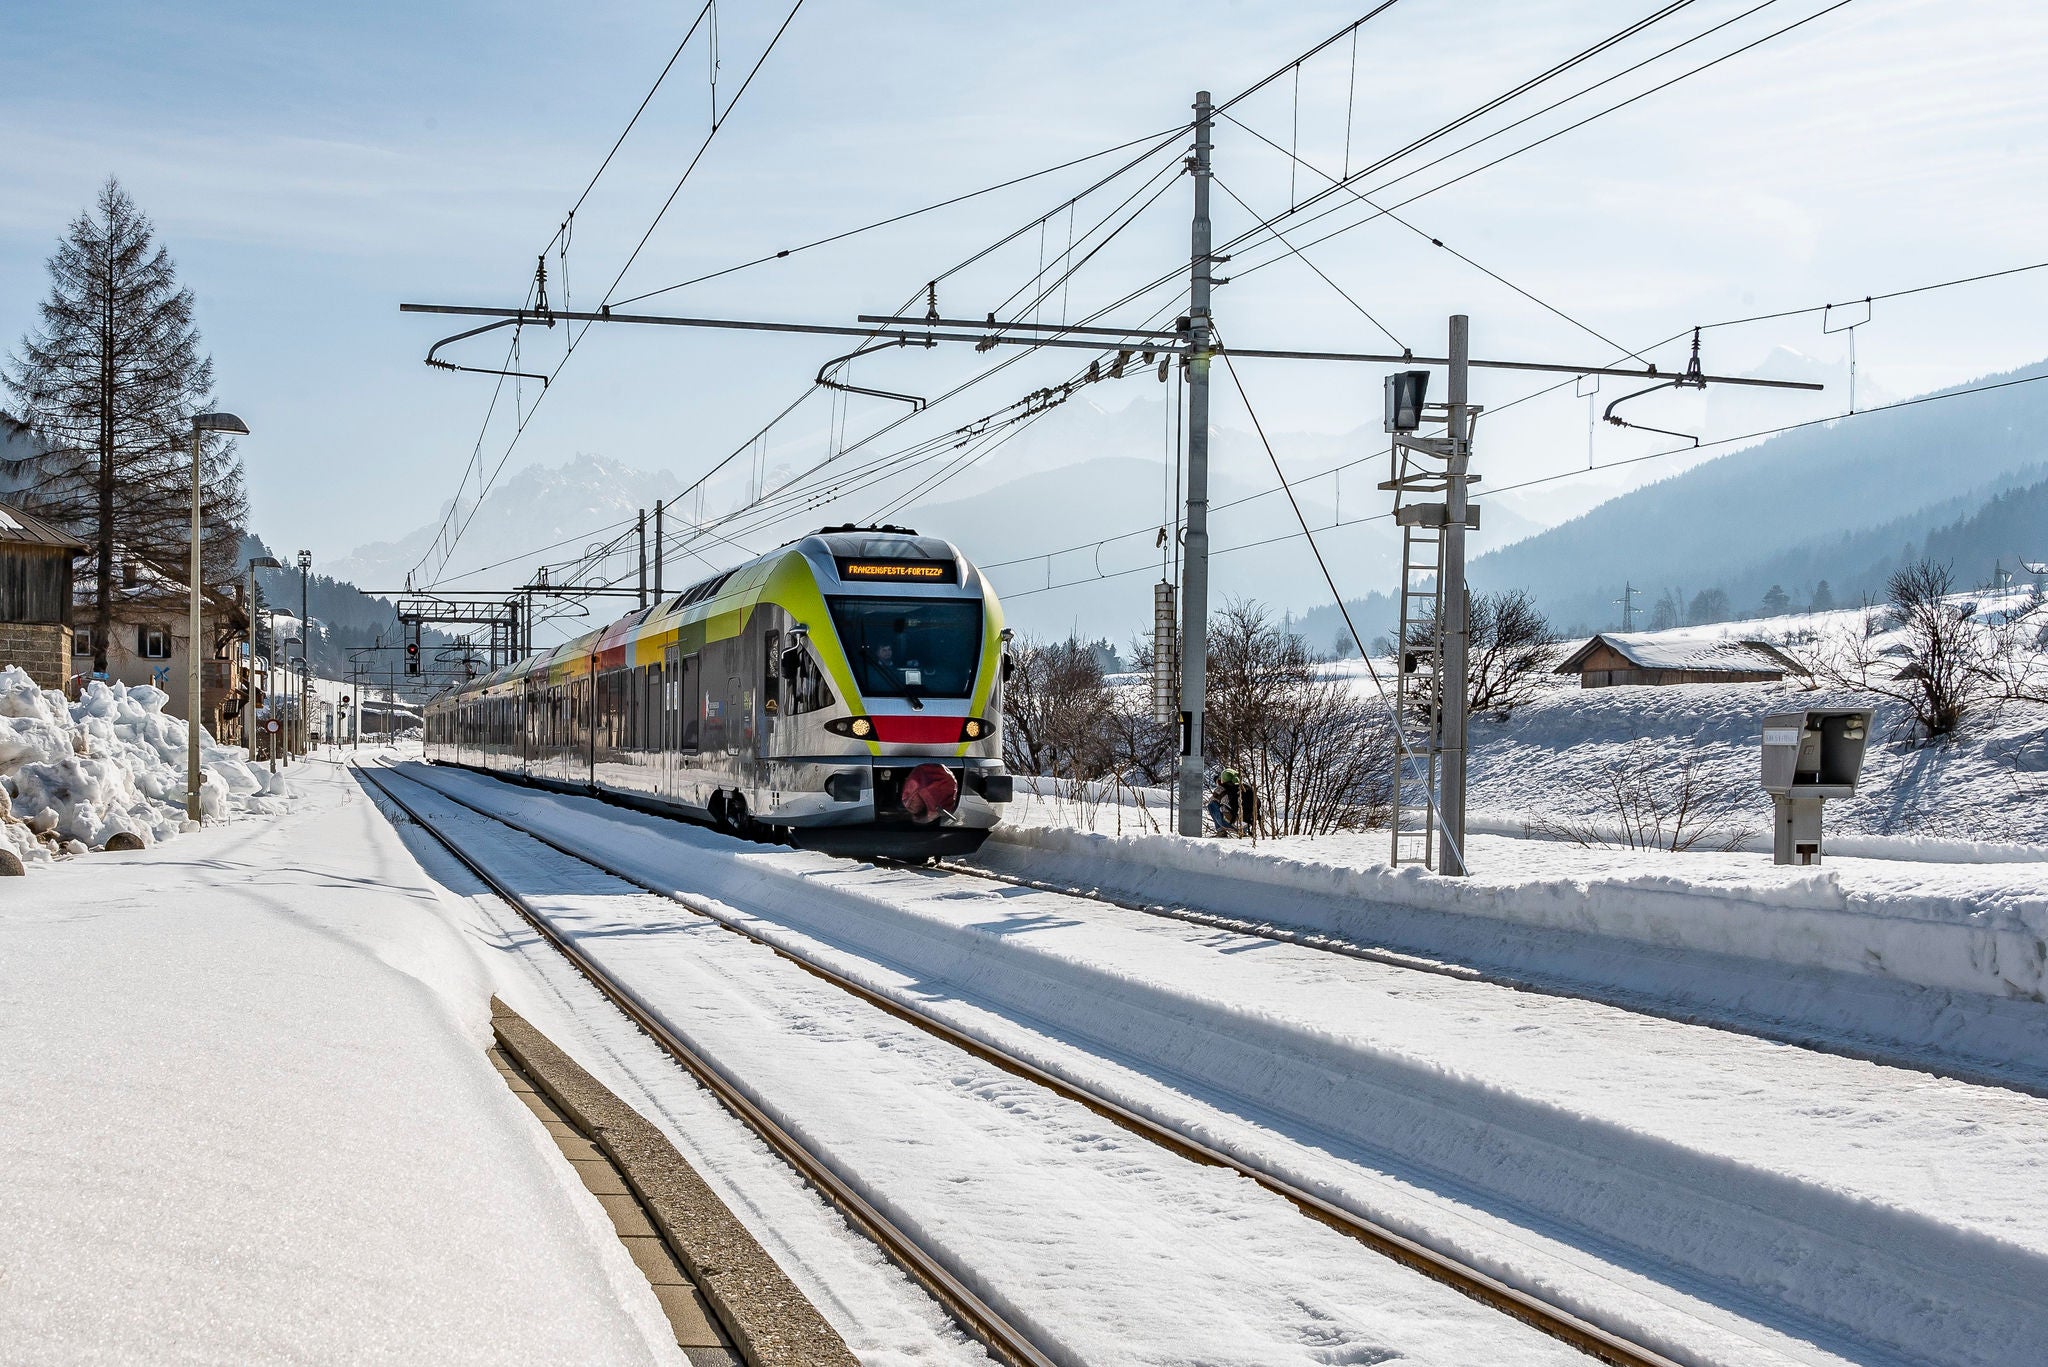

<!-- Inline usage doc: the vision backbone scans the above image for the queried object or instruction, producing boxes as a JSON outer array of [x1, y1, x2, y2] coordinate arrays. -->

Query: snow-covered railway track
[[352, 760, 1060, 1367], [356, 758, 1679, 1367]]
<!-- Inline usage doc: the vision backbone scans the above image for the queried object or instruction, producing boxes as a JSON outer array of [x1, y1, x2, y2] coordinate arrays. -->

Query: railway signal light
[[405, 640, 420, 675]]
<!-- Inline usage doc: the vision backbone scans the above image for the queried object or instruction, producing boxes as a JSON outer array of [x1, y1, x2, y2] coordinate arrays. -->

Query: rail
[[350, 759, 1058, 1367], [355, 757, 1686, 1367]]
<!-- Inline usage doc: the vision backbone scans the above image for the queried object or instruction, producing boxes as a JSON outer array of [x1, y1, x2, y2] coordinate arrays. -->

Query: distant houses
[[0, 499, 84, 691], [1555, 632, 1806, 689]]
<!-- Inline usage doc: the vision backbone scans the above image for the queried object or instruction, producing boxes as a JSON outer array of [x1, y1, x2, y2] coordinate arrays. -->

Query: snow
[[401, 760, 2048, 1367], [1562, 629, 1801, 673], [378, 762, 1590, 1367], [0, 755, 683, 1364], [0, 665, 287, 864], [992, 793, 2048, 1086]]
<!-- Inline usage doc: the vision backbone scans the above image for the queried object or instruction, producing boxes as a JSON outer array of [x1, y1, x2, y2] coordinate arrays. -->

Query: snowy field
[[0, 665, 288, 866], [1385, 594, 2046, 849], [392, 761, 2048, 1367]]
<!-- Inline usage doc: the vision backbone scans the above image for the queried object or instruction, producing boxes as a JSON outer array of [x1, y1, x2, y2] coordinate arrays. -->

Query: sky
[[3, 0, 2046, 624]]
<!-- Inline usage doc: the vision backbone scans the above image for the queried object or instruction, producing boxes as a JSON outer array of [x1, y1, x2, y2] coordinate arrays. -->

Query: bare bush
[[1102, 687, 1179, 786], [1404, 589, 1559, 719], [1985, 589, 2048, 708], [1002, 635, 1115, 778], [1815, 560, 1989, 740], [1534, 737, 1754, 852], [1206, 600, 1391, 836]]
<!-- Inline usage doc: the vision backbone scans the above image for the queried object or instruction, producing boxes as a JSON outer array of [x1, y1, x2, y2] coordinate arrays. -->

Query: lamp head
[[296, 550, 312, 572], [192, 411, 250, 436], [250, 555, 282, 570]]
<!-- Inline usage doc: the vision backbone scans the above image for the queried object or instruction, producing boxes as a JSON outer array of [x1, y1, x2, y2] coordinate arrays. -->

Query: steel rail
[[350, 760, 1061, 1367], [361, 758, 1685, 1367]]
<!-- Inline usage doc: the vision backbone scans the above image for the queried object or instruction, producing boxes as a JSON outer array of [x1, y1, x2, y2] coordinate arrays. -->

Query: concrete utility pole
[[1175, 89, 1215, 838], [654, 498, 665, 601], [1438, 316, 1472, 876], [637, 509, 648, 610]]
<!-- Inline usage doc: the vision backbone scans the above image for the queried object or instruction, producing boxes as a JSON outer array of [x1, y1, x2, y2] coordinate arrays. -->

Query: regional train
[[423, 526, 1015, 857]]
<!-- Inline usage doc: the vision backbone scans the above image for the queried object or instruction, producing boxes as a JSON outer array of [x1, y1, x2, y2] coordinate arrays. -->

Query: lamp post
[[245, 555, 281, 754], [296, 549, 312, 757], [188, 411, 249, 823]]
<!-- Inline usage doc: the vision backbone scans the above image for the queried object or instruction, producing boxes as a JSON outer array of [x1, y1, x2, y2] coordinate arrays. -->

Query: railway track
[[356, 757, 1686, 1367]]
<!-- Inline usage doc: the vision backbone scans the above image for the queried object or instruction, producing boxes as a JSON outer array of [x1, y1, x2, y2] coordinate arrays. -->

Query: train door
[[662, 645, 681, 799], [755, 627, 781, 808]]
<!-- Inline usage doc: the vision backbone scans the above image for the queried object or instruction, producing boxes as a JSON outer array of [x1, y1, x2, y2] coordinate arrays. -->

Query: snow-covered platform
[[0, 757, 862, 1365], [991, 788, 2048, 1091]]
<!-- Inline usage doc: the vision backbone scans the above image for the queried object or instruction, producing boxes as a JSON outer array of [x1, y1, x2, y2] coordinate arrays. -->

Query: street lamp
[[296, 549, 312, 757], [245, 554, 281, 755], [189, 411, 249, 823]]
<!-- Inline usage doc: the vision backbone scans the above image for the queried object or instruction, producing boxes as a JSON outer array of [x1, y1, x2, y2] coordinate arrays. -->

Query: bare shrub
[[1985, 589, 2048, 708], [1815, 560, 1989, 740], [1002, 635, 1114, 778], [1206, 600, 1391, 836], [1102, 686, 1179, 786], [1405, 589, 1559, 719], [1533, 736, 1754, 852]]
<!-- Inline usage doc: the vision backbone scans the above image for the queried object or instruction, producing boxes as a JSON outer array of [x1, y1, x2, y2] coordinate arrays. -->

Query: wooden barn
[[0, 499, 83, 691], [1555, 632, 1806, 689]]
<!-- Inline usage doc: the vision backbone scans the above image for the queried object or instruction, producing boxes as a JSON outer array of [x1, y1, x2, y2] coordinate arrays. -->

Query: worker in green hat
[[1207, 766, 1254, 837]]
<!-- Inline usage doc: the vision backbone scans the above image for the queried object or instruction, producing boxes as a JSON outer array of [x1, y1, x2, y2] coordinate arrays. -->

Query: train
[[423, 525, 1016, 857]]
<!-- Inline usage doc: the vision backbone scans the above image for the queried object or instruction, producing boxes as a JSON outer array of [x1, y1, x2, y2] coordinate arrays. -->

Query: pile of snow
[[0, 666, 288, 864]]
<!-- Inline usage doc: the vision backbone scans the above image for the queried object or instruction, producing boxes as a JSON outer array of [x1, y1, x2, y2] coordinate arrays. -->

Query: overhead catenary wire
[[1218, 346, 1465, 872], [1218, 115, 1645, 362], [1065, 0, 1836, 341], [408, 4, 718, 585], [1221, 0, 1858, 288], [417, 4, 1426, 605], [410, 0, 808, 590], [996, 368, 2048, 602], [425, 0, 1768, 613]]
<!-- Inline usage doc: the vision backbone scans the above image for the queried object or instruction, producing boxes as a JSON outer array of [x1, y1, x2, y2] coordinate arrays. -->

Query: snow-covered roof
[[0, 499, 84, 551], [1556, 631, 1806, 676]]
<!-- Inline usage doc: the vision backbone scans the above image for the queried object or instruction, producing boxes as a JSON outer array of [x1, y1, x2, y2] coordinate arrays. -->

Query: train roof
[[431, 525, 990, 708]]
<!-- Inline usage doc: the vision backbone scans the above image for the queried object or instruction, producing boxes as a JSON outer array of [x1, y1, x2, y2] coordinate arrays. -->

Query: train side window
[[781, 636, 836, 716]]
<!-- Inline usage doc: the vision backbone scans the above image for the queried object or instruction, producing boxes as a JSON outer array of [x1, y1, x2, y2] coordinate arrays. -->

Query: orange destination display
[[834, 557, 958, 584]]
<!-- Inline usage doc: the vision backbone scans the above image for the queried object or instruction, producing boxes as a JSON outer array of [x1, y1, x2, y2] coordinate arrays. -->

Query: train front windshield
[[827, 596, 982, 700]]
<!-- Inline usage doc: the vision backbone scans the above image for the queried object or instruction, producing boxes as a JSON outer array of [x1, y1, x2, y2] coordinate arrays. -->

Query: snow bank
[[0, 665, 286, 864], [990, 820, 2048, 1005]]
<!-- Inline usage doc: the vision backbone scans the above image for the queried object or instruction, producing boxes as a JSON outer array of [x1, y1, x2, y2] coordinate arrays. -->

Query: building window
[[139, 626, 172, 660], [74, 627, 95, 656]]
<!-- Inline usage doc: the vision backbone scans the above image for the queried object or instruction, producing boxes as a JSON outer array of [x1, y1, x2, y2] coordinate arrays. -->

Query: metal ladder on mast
[[1380, 403, 1470, 868], [1391, 519, 1443, 867]]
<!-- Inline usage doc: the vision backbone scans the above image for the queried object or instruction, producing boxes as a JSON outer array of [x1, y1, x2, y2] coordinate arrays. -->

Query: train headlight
[[826, 716, 876, 739], [960, 718, 991, 740]]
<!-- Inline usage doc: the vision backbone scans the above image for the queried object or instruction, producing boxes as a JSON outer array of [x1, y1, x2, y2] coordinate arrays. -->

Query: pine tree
[[1761, 584, 1791, 615], [1810, 580, 1836, 612], [4, 178, 246, 674]]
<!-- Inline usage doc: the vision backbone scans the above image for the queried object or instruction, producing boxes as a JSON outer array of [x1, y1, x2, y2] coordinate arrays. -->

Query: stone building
[[68, 549, 255, 737], [0, 499, 84, 691]]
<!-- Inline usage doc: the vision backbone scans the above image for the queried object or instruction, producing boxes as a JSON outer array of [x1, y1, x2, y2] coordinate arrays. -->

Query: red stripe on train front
[[869, 714, 964, 745]]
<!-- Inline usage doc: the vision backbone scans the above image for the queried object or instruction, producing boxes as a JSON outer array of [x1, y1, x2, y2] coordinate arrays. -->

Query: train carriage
[[424, 526, 1015, 856]]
